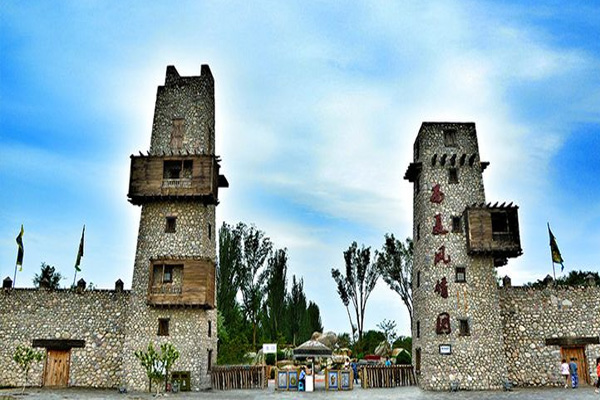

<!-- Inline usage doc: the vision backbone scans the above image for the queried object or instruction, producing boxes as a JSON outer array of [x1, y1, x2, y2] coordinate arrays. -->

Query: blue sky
[[1, 1, 599, 337]]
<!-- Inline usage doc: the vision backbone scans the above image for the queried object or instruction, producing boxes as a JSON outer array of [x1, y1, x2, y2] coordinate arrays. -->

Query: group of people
[[560, 357, 600, 393]]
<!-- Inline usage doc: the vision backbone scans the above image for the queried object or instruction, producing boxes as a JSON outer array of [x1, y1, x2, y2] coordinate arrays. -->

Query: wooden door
[[43, 349, 70, 387], [561, 346, 590, 385]]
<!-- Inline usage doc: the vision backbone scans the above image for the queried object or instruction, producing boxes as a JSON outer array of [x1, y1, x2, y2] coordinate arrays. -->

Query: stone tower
[[404, 123, 521, 390], [123, 65, 228, 391]]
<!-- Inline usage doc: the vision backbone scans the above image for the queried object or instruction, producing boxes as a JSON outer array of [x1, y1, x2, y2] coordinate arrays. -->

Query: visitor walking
[[351, 358, 359, 384], [569, 357, 579, 388], [560, 358, 570, 388]]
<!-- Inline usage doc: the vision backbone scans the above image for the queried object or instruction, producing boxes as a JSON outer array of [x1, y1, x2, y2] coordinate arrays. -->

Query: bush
[[396, 351, 411, 365]]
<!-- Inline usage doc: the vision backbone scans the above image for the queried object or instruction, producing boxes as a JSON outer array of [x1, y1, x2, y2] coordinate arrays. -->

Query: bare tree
[[331, 242, 380, 341], [377, 235, 413, 326]]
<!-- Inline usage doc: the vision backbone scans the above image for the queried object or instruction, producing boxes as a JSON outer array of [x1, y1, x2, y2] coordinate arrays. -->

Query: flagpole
[[13, 262, 18, 288], [72, 269, 78, 288]]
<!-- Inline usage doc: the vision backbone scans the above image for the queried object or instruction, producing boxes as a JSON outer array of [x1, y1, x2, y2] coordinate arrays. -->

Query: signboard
[[439, 344, 452, 355], [263, 343, 277, 354]]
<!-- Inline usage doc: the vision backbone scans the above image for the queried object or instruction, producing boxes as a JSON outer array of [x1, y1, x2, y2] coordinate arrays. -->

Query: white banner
[[263, 343, 277, 354]]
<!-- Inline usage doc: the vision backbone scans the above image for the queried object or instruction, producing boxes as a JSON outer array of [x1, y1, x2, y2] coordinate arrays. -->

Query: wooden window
[[443, 129, 457, 147], [459, 319, 470, 336], [170, 118, 184, 149], [208, 320, 212, 337], [455, 267, 466, 283], [448, 168, 458, 184], [158, 318, 170, 336], [452, 216, 462, 233], [163, 265, 174, 283], [416, 271, 421, 288], [416, 321, 420, 338], [207, 349, 213, 373], [165, 217, 177, 233], [163, 160, 193, 180]]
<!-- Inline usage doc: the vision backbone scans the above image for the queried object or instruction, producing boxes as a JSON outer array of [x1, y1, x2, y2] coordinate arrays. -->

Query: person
[[299, 366, 306, 391], [385, 356, 392, 367], [569, 357, 578, 388], [595, 357, 600, 394], [351, 358, 359, 384], [560, 358, 570, 388]]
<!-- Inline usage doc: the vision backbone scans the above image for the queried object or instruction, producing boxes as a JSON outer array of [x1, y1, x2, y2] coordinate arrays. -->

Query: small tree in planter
[[134, 343, 164, 395], [160, 342, 180, 392], [135, 342, 180, 395], [13, 345, 44, 394]]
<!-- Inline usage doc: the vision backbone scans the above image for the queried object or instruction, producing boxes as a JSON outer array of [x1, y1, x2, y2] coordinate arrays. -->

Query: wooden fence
[[210, 365, 268, 390], [361, 365, 417, 388]]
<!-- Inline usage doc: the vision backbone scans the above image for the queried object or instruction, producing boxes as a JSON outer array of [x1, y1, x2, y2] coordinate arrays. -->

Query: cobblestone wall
[[0, 288, 129, 388], [410, 123, 508, 390], [499, 284, 600, 386], [121, 200, 217, 391]]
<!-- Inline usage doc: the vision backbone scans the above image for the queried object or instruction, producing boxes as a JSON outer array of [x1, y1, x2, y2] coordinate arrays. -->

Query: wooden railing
[[162, 178, 192, 188], [361, 365, 417, 388], [210, 365, 268, 390]]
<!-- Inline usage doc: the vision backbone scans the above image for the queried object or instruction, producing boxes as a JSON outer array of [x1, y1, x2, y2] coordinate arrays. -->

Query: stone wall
[[0, 288, 129, 388], [500, 284, 600, 386]]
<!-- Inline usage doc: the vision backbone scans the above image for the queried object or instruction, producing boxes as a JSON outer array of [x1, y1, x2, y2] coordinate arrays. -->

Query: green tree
[[377, 235, 414, 326], [287, 275, 307, 345], [13, 345, 44, 394], [33, 262, 63, 289], [356, 330, 386, 355], [160, 343, 180, 392], [337, 332, 352, 349], [306, 301, 324, 336], [217, 222, 244, 329], [239, 224, 272, 350], [263, 248, 288, 341], [331, 242, 380, 341], [134, 343, 165, 395], [392, 335, 412, 352]]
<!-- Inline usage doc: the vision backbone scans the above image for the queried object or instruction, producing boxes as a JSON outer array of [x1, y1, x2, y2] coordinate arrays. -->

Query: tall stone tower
[[123, 65, 228, 391], [404, 123, 521, 390]]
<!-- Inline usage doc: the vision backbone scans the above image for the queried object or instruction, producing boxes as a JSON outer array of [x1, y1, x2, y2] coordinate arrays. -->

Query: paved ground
[[1, 385, 598, 400]]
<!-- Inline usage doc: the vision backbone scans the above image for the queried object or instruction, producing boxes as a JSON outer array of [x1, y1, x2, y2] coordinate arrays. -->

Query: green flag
[[547, 223, 564, 272], [16, 225, 24, 271], [75, 225, 85, 272]]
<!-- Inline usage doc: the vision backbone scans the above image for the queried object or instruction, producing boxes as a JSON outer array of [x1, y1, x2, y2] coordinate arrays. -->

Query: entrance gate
[[43, 349, 71, 387], [561, 346, 591, 385], [32, 339, 85, 388]]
